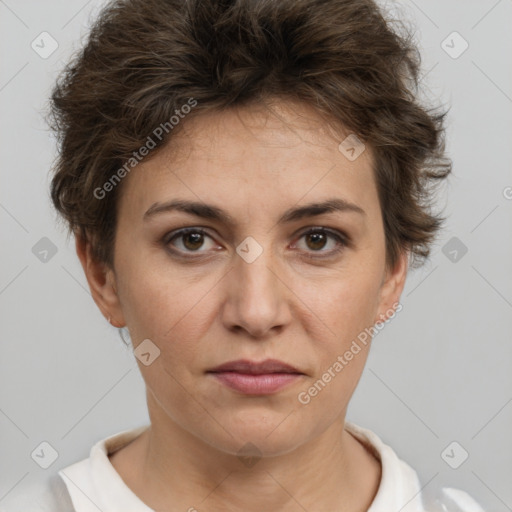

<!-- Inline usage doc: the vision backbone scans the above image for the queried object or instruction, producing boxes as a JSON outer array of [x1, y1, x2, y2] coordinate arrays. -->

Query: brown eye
[[165, 228, 218, 254], [182, 232, 205, 251], [305, 232, 329, 251], [294, 228, 348, 258]]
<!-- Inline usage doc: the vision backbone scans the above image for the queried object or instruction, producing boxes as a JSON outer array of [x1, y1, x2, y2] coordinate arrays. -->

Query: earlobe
[[374, 250, 409, 324], [75, 235, 126, 327]]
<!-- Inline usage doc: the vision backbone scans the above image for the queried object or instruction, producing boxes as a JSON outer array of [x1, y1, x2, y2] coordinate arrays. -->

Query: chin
[[203, 415, 307, 457]]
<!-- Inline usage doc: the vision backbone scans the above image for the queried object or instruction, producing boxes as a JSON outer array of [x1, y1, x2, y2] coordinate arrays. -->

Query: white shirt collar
[[59, 425, 152, 512], [57, 421, 429, 512]]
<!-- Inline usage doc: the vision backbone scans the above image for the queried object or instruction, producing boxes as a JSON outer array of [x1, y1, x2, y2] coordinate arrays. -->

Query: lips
[[207, 358, 303, 375], [207, 359, 305, 394]]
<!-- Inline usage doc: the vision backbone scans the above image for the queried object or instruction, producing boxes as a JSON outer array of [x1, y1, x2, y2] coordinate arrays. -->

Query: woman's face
[[93, 101, 407, 456]]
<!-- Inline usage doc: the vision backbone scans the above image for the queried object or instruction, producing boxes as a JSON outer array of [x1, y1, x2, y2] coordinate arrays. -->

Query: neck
[[110, 395, 381, 512]]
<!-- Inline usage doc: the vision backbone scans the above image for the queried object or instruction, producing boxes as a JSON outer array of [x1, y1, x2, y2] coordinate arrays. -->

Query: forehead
[[118, 101, 379, 221], [160, 101, 371, 170]]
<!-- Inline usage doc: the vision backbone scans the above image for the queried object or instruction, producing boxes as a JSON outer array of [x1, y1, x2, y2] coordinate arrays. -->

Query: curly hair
[[48, 0, 452, 271]]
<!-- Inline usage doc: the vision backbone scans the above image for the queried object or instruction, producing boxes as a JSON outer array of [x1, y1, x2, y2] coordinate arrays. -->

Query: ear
[[75, 235, 126, 328], [373, 249, 409, 324]]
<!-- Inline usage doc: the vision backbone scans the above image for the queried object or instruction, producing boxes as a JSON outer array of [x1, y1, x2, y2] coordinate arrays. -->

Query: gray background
[[1, 0, 511, 510]]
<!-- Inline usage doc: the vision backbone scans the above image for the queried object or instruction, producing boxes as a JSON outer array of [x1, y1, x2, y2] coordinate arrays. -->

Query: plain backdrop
[[1, 1, 511, 510]]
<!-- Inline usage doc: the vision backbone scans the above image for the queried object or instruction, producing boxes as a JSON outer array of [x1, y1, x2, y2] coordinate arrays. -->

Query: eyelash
[[162, 227, 349, 260]]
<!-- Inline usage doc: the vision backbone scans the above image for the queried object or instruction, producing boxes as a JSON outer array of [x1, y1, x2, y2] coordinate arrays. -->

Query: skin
[[77, 100, 409, 512]]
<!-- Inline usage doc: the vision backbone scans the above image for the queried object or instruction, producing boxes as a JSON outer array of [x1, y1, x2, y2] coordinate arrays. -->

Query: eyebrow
[[143, 197, 366, 225]]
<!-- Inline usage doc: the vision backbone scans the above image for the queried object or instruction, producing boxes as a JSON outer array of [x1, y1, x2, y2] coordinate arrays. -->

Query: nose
[[220, 244, 293, 339]]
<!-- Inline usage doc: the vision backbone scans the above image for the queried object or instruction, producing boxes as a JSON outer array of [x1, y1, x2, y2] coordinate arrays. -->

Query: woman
[[3, 0, 485, 510]]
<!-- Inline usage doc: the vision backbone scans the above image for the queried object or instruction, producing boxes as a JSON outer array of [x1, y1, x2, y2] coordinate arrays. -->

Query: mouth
[[206, 359, 304, 394], [207, 358, 303, 375]]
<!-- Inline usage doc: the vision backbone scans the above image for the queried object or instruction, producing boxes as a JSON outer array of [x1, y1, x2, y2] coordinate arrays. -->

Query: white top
[[1, 422, 484, 512]]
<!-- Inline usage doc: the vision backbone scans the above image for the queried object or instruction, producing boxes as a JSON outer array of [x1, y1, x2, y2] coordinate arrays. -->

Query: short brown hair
[[48, 0, 451, 271]]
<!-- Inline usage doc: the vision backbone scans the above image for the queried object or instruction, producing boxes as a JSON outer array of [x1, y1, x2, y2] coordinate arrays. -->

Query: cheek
[[116, 252, 214, 340], [119, 268, 213, 398], [301, 264, 383, 344], [293, 272, 381, 419]]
